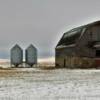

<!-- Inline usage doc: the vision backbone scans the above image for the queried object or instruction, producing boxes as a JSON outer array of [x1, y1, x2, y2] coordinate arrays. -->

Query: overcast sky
[[0, 0, 100, 59]]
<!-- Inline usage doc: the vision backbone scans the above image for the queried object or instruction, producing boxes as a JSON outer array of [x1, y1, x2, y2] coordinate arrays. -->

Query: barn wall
[[76, 28, 96, 57], [76, 25, 100, 57], [55, 47, 76, 68], [55, 48, 96, 68], [91, 25, 100, 41]]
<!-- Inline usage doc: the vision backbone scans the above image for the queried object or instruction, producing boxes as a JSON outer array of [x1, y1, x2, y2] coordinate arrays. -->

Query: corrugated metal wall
[[25, 44, 37, 67], [11, 44, 23, 67]]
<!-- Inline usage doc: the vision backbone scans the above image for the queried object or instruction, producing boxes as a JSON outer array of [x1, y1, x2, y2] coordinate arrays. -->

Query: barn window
[[96, 50, 100, 57]]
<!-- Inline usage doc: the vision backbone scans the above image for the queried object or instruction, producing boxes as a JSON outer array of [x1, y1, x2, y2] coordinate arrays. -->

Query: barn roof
[[56, 20, 100, 48]]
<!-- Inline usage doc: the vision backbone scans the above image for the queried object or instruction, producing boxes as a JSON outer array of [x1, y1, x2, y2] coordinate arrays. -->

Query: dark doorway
[[64, 58, 66, 67], [96, 50, 100, 57]]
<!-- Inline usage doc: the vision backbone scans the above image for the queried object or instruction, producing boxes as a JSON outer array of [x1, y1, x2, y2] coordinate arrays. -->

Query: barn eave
[[56, 44, 76, 49]]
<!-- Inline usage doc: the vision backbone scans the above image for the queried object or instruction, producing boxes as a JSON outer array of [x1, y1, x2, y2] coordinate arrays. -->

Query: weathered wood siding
[[76, 25, 100, 57], [55, 47, 76, 67], [76, 28, 95, 57], [92, 25, 100, 41]]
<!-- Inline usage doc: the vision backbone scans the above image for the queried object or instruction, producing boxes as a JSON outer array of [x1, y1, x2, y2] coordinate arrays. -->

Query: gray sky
[[0, 0, 100, 59]]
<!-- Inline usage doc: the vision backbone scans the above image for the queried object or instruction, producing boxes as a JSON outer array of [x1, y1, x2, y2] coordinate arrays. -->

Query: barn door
[[96, 50, 100, 57], [96, 50, 100, 66], [64, 58, 66, 67]]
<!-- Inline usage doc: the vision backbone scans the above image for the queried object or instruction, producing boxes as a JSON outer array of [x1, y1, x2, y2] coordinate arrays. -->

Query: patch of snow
[[0, 69, 100, 100]]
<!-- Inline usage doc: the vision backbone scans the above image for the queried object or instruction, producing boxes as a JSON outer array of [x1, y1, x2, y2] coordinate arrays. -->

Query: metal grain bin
[[25, 44, 37, 67], [10, 44, 23, 67]]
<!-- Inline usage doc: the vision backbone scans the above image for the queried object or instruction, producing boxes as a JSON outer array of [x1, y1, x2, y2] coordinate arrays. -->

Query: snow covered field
[[0, 68, 100, 100]]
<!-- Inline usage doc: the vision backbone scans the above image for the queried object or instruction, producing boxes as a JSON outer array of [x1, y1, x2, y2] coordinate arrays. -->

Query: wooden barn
[[55, 21, 100, 68]]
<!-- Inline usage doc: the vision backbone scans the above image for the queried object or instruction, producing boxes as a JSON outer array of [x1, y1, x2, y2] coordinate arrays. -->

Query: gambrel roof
[[56, 21, 100, 48]]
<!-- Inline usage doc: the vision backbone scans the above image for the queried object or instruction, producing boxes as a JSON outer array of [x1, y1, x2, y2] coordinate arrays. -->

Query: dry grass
[[38, 66, 55, 70], [0, 66, 56, 77], [0, 67, 30, 77]]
